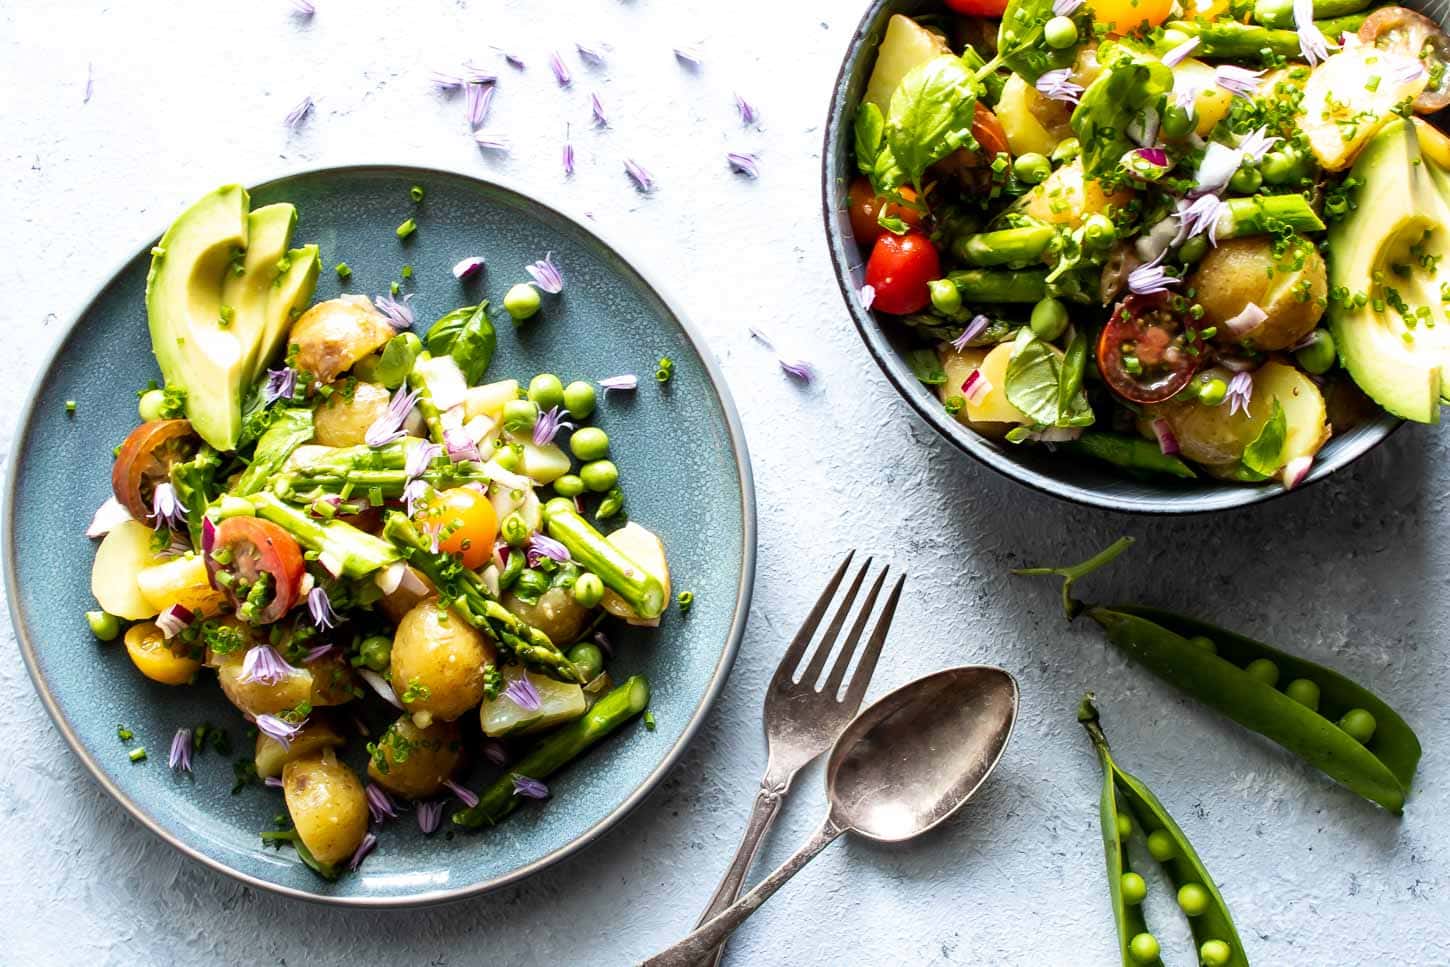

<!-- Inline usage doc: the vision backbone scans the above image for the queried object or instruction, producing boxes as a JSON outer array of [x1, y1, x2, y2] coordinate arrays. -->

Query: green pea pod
[[1081, 697, 1248, 967], [1099, 606, 1420, 813]]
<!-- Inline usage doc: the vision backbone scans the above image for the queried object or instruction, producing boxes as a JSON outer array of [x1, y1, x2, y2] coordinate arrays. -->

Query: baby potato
[[1190, 236, 1326, 351], [936, 344, 1018, 438], [963, 342, 1033, 426], [863, 14, 949, 111], [282, 751, 369, 867], [287, 295, 395, 384], [379, 565, 435, 624], [1020, 161, 1132, 229], [255, 717, 345, 778], [996, 74, 1073, 158], [391, 599, 496, 722], [503, 586, 592, 645], [124, 621, 203, 685], [215, 647, 314, 717], [136, 553, 227, 617], [1148, 366, 1271, 465], [1172, 60, 1234, 138], [1255, 359, 1330, 471], [308, 653, 360, 707], [313, 381, 391, 447], [91, 519, 166, 621], [366, 715, 463, 799]]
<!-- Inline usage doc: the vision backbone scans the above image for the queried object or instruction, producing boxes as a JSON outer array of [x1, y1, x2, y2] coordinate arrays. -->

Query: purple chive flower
[[240, 645, 294, 686], [727, 152, 760, 178], [549, 50, 572, 86], [417, 800, 445, 834], [466, 81, 495, 129], [366, 784, 399, 824], [453, 256, 486, 280], [1386, 57, 1426, 84], [348, 832, 377, 871], [527, 534, 571, 567], [430, 70, 465, 90], [1176, 194, 1226, 246], [149, 482, 186, 530], [405, 440, 443, 481], [674, 47, 702, 67], [1162, 36, 1200, 68], [512, 775, 550, 800], [734, 92, 757, 125], [599, 374, 638, 392], [1035, 69, 1083, 104], [256, 714, 305, 749], [624, 158, 655, 193], [577, 43, 606, 66], [444, 779, 480, 808], [590, 92, 607, 127], [1215, 65, 1264, 99], [307, 586, 337, 630], [365, 387, 422, 448], [264, 776, 284, 788], [1127, 254, 1180, 295], [951, 315, 991, 352], [284, 96, 314, 129], [84, 62, 93, 104], [443, 427, 482, 463], [303, 643, 336, 664], [1226, 371, 1254, 415], [749, 327, 814, 382], [533, 406, 574, 446], [1294, 0, 1330, 64], [504, 675, 543, 711], [1052, 0, 1084, 13], [290, 0, 316, 14], [526, 253, 564, 294], [481, 739, 509, 767], [1193, 141, 1241, 197], [1173, 81, 1202, 113], [264, 366, 297, 404], [402, 478, 428, 516], [859, 284, 876, 310], [1237, 127, 1280, 163], [374, 292, 415, 329], [169, 728, 193, 773], [473, 133, 511, 152]]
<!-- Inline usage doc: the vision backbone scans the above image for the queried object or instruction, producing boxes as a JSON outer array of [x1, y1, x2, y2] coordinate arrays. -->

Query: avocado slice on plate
[[1328, 119, 1450, 424], [221, 203, 302, 383]]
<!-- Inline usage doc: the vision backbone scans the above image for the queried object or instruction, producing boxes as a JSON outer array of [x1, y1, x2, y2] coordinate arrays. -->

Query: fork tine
[[797, 558, 872, 687], [769, 550, 855, 690], [822, 566, 889, 697], [841, 572, 905, 710]]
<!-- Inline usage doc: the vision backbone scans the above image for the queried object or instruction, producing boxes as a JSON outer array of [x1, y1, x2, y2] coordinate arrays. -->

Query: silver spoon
[[641, 665, 1019, 967]]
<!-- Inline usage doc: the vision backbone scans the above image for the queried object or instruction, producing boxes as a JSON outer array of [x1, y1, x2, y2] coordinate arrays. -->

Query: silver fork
[[691, 551, 905, 966]]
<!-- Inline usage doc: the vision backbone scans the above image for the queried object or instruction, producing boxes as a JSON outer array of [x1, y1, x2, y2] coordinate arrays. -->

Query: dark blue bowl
[[820, 0, 1400, 513]]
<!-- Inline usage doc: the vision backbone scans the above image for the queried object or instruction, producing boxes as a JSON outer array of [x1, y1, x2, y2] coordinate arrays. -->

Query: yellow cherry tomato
[[416, 487, 498, 570], [124, 621, 202, 686], [1088, 0, 1173, 33]]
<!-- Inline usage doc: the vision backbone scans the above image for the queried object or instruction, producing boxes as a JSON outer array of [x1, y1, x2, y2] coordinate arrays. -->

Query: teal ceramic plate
[[5, 166, 755, 906]]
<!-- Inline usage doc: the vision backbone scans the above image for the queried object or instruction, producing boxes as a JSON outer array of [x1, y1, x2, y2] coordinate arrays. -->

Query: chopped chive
[[335, 262, 352, 280], [677, 590, 694, 612], [401, 264, 413, 279], [390, 281, 401, 295], [218, 304, 234, 328], [396, 217, 417, 240], [643, 711, 657, 731], [65, 400, 77, 414], [655, 357, 675, 383], [129, 747, 147, 763], [117, 725, 133, 742], [410, 184, 425, 202]]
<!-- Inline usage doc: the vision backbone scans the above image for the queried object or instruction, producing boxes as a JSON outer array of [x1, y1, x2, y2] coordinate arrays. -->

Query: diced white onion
[[86, 497, 133, 538]]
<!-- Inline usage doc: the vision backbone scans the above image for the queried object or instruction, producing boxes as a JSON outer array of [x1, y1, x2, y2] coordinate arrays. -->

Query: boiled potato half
[[255, 718, 345, 779], [92, 519, 166, 621], [503, 585, 592, 646], [1189, 236, 1326, 351], [366, 715, 463, 799], [136, 553, 227, 616], [215, 647, 314, 717], [287, 295, 395, 384], [996, 74, 1073, 158], [282, 752, 369, 867], [480, 665, 586, 738], [391, 599, 496, 722], [313, 381, 391, 447], [863, 15, 948, 111], [936, 343, 1022, 436]]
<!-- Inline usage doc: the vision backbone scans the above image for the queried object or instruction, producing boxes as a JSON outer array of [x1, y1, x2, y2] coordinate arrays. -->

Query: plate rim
[[3, 162, 758, 908]]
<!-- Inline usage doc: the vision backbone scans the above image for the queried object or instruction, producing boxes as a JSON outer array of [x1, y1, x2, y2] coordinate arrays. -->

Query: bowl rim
[[3, 162, 758, 907], [819, 0, 1402, 515]]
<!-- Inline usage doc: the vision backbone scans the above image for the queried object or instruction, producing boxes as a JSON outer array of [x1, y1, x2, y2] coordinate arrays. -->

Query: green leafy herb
[[905, 348, 947, 386], [1241, 399, 1287, 477], [426, 303, 497, 384], [1070, 49, 1174, 177], [1004, 331, 1094, 428], [997, 0, 1078, 81], [885, 56, 980, 191], [232, 408, 313, 497]]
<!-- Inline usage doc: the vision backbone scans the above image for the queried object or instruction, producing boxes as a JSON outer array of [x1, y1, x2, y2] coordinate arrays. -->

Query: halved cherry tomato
[[1360, 7, 1450, 113], [1097, 293, 1205, 405], [207, 517, 306, 624], [865, 230, 941, 315], [847, 179, 924, 247], [416, 487, 498, 570], [111, 420, 197, 519], [971, 103, 1011, 159], [946, 0, 1010, 15]]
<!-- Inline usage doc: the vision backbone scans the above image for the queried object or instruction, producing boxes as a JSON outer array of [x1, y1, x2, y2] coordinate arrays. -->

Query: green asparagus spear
[[233, 408, 313, 496], [1252, 0, 1369, 29], [452, 676, 651, 829], [1064, 433, 1197, 479], [406, 352, 454, 444], [543, 504, 666, 620], [901, 313, 1018, 347], [951, 225, 1057, 267], [247, 492, 401, 577], [946, 269, 1050, 303], [1217, 194, 1325, 239], [1165, 15, 1368, 59]]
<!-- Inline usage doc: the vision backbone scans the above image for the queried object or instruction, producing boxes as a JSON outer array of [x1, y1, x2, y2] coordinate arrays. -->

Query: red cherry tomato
[[865, 231, 941, 315], [415, 486, 499, 570], [847, 179, 924, 248], [1097, 293, 1205, 404], [945, 0, 1011, 15], [207, 517, 306, 624], [111, 420, 198, 520]]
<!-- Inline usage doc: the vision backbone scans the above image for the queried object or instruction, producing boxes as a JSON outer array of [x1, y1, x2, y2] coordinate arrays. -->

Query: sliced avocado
[[145, 185, 250, 448], [1327, 119, 1450, 424], [221, 203, 299, 382], [261, 243, 321, 374]]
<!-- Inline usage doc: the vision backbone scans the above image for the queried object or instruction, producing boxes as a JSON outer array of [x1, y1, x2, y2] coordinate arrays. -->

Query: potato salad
[[86, 184, 664, 878], [852, 1, 1450, 485]]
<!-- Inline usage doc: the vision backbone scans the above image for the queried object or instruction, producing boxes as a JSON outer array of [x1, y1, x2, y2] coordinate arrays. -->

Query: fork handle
[[690, 776, 790, 965]]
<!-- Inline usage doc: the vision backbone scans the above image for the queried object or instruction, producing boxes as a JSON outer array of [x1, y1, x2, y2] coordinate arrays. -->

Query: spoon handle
[[640, 816, 844, 967]]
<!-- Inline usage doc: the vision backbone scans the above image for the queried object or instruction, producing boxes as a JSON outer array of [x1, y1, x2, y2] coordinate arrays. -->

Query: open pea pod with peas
[[1080, 697, 1246, 967], [1018, 538, 1422, 813]]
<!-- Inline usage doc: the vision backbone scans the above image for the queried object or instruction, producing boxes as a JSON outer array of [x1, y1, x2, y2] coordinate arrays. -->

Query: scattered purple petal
[[1295, 0, 1330, 64], [473, 133, 511, 152], [149, 482, 186, 531], [624, 158, 655, 193], [749, 326, 815, 383], [590, 92, 608, 127], [674, 47, 703, 67], [859, 284, 876, 310], [1035, 69, 1083, 104], [430, 70, 465, 91], [303, 643, 336, 664], [264, 366, 297, 404], [417, 800, 445, 833], [563, 134, 575, 177], [951, 315, 991, 352], [1162, 37, 1200, 68], [466, 81, 495, 129], [84, 62, 93, 103], [374, 292, 415, 330], [452, 256, 486, 280], [348, 832, 378, 871], [169, 728, 193, 773], [481, 739, 509, 767], [1052, 0, 1084, 13], [501, 50, 526, 69], [1175, 194, 1226, 246], [532, 406, 574, 446], [284, 96, 314, 129], [526, 253, 564, 294], [527, 534, 571, 567], [512, 775, 551, 800], [365, 387, 421, 448], [290, 0, 315, 14], [549, 50, 572, 87], [444, 779, 480, 808], [1283, 455, 1313, 489], [599, 374, 638, 392], [306, 586, 337, 630], [726, 152, 760, 178], [463, 62, 497, 84], [358, 668, 404, 709], [240, 645, 294, 686], [503, 675, 543, 712], [264, 776, 284, 788], [1214, 65, 1264, 99], [1226, 370, 1255, 415], [1127, 253, 1179, 295], [734, 92, 757, 125], [576, 43, 606, 66], [256, 714, 305, 749], [366, 784, 399, 824]]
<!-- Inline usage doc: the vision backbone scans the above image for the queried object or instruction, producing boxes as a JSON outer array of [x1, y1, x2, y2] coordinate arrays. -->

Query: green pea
[[1050, 137, 1081, 165], [86, 610, 121, 642], [137, 389, 167, 422], [1043, 14, 1079, 48], [528, 373, 566, 411], [358, 635, 392, 673], [570, 426, 610, 461], [543, 496, 575, 520], [1116, 814, 1133, 839], [572, 573, 605, 610], [1013, 152, 1052, 185], [1120, 872, 1147, 905], [1245, 658, 1281, 688], [1147, 829, 1177, 862], [1285, 678, 1321, 711], [1128, 932, 1160, 964], [494, 444, 523, 472], [567, 640, 605, 679], [563, 380, 597, 419], [1161, 104, 1194, 139], [1200, 939, 1233, 966], [1260, 149, 1305, 185], [1339, 708, 1377, 744], [502, 399, 539, 433], [1179, 235, 1209, 265], [1197, 378, 1227, 407], [1294, 329, 1336, 376], [501, 512, 530, 547], [1030, 297, 1070, 342], [1177, 882, 1210, 917], [554, 474, 585, 498], [504, 283, 541, 321], [1082, 214, 1116, 249], [514, 568, 549, 598], [1229, 165, 1262, 194], [580, 459, 619, 492], [1187, 634, 1217, 654], [929, 278, 962, 315]]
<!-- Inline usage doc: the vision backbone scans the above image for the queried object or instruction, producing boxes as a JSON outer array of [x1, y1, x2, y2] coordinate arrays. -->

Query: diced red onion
[[503, 675, 542, 712], [375, 560, 407, 595], [1223, 301, 1267, 337], [1152, 418, 1180, 456], [155, 604, 195, 639], [87, 496, 134, 538], [452, 256, 485, 280], [359, 669, 404, 709], [1283, 455, 1314, 489], [961, 369, 992, 405], [444, 779, 480, 808]]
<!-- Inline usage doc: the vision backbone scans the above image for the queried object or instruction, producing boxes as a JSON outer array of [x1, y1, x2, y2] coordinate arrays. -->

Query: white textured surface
[[3, 1, 1449, 964]]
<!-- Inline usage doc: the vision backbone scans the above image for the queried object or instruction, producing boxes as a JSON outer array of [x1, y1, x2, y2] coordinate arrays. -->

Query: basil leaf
[[905, 348, 947, 386], [877, 211, 911, 236], [449, 303, 497, 385], [1070, 48, 1174, 177], [425, 305, 472, 356], [885, 55, 979, 191], [997, 0, 1077, 81], [233, 408, 312, 497], [1241, 399, 1287, 476], [854, 102, 885, 175], [1004, 331, 1095, 428]]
